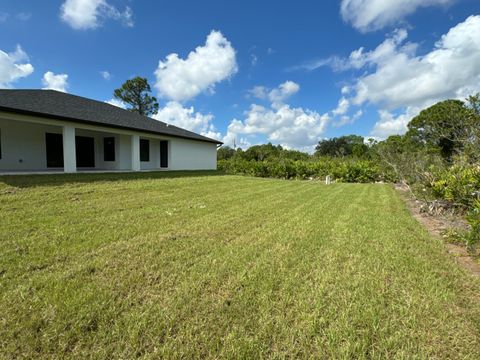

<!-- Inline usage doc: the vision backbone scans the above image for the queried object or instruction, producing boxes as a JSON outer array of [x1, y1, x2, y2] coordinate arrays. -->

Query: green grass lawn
[[1, 172, 480, 358]]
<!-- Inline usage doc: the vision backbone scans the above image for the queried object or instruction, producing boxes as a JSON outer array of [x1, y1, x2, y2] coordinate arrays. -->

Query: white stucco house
[[0, 90, 222, 174]]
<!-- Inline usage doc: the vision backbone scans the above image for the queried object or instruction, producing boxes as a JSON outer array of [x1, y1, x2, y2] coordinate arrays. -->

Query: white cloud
[[332, 97, 350, 116], [105, 98, 126, 108], [333, 110, 363, 128], [340, 0, 455, 32], [154, 30, 237, 102], [201, 129, 223, 141], [299, 28, 411, 72], [370, 108, 419, 138], [268, 81, 300, 104], [42, 71, 69, 92], [224, 104, 329, 151], [104, 99, 221, 141], [224, 83, 329, 151], [100, 70, 111, 80], [248, 80, 300, 104], [226, 81, 328, 150], [248, 85, 268, 100], [320, 16, 480, 138], [341, 86, 351, 95], [0, 45, 34, 88], [329, 95, 363, 129], [349, 16, 480, 110], [290, 58, 337, 72], [60, 0, 133, 30], [153, 101, 221, 140]]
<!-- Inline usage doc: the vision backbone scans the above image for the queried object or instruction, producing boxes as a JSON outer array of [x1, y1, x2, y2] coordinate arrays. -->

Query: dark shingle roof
[[0, 89, 222, 144]]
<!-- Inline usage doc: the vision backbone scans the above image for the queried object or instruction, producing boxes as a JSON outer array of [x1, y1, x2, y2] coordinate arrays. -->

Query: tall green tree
[[114, 77, 159, 116], [405, 99, 474, 159], [466, 93, 480, 115], [373, 134, 446, 186], [464, 93, 480, 161], [217, 146, 236, 160], [315, 135, 365, 157]]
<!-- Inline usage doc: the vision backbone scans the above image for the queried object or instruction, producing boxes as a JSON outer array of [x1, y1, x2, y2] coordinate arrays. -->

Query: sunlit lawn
[[1, 172, 479, 358]]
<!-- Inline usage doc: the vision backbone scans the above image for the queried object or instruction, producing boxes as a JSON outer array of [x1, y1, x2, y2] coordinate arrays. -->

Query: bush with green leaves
[[465, 200, 480, 253], [421, 164, 480, 253], [218, 158, 395, 183], [429, 164, 480, 208]]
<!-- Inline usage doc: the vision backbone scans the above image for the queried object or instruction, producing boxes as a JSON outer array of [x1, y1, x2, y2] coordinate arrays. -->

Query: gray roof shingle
[[0, 89, 222, 144]]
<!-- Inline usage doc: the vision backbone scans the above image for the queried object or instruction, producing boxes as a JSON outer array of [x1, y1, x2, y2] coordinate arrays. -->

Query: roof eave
[[0, 106, 223, 145]]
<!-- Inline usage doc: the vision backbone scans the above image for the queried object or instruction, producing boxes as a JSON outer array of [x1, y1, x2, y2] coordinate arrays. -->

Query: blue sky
[[1, 0, 480, 151]]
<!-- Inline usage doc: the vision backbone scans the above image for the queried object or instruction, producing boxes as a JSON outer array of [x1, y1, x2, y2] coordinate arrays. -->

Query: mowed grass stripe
[[91, 182, 347, 358], [0, 174, 479, 359], [0, 176, 292, 278], [1, 177, 326, 357]]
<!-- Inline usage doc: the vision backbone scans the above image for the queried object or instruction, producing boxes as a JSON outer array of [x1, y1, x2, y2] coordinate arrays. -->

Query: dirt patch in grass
[[396, 184, 480, 277]]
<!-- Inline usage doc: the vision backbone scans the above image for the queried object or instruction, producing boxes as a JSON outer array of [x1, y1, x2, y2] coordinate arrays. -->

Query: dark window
[[45, 133, 64, 168], [104, 137, 115, 161], [75, 136, 95, 167], [160, 140, 168, 168], [140, 139, 150, 162]]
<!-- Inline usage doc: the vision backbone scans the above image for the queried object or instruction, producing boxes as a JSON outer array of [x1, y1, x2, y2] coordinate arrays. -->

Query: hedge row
[[218, 158, 396, 183]]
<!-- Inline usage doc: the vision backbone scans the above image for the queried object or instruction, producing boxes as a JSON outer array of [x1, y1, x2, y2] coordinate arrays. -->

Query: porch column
[[62, 125, 77, 173], [131, 134, 140, 171]]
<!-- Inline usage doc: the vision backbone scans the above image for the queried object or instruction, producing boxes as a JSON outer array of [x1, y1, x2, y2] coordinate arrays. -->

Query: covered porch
[[0, 116, 170, 174]]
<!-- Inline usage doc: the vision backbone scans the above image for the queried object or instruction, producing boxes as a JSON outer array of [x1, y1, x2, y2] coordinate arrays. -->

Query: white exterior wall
[[118, 134, 132, 170], [0, 118, 62, 170], [0, 113, 218, 173], [169, 138, 217, 170]]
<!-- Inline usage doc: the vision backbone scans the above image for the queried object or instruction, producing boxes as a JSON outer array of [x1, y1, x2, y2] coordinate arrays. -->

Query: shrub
[[218, 158, 392, 183], [466, 200, 480, 253], [429, 164, 480, 208]]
